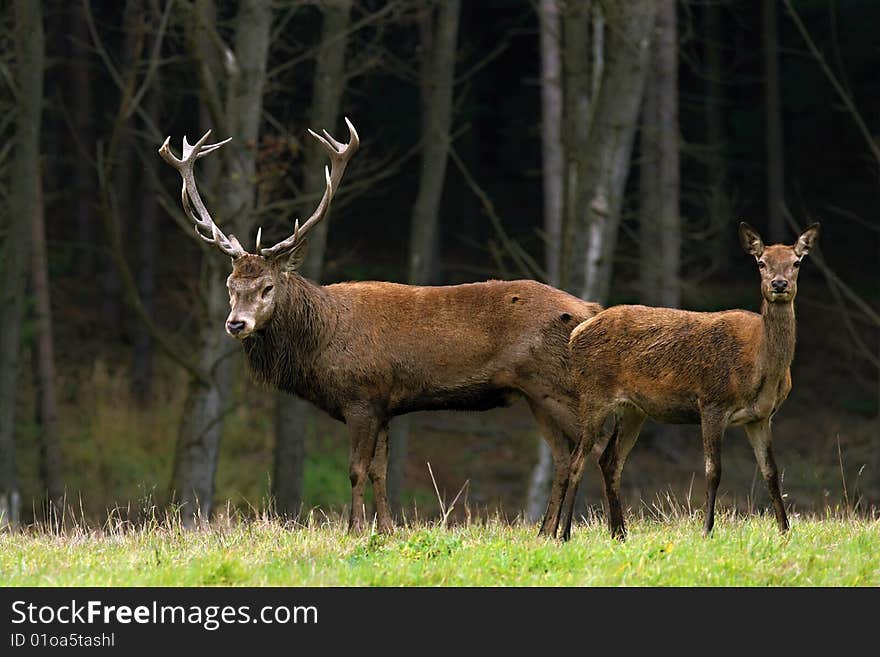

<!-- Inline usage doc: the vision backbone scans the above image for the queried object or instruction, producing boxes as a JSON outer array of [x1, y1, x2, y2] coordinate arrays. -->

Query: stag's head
[[739, 221, 820, 303], [159, 119, 359, 339]]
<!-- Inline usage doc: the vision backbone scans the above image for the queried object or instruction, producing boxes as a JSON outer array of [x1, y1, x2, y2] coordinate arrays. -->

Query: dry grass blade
[[427, 462, 470, 528]]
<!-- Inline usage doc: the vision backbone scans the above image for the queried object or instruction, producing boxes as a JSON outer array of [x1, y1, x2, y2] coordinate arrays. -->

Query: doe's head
[[739, 221, 820, 303]]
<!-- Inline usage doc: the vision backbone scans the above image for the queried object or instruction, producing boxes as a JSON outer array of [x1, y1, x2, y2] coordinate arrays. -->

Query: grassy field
[[2, 509, 878, 586]]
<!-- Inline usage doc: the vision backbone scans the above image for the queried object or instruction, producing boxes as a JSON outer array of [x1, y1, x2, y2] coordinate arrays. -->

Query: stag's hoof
[[610, 527, 627, 542], [536, 525, 554, 539]]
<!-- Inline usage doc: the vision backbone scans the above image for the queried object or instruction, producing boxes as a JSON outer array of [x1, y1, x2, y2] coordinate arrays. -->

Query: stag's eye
[[261, 285, 274, 298], [757, 260, 766, 269]]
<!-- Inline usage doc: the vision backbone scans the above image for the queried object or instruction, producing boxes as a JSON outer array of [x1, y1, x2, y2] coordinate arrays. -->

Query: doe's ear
[[794, 222, 820, 257], [739, 221, 764, 257]]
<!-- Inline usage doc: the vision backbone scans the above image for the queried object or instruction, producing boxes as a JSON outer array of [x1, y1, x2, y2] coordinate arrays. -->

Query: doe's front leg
[[700, 410, 727, 536], [744, 418, 789, 533]]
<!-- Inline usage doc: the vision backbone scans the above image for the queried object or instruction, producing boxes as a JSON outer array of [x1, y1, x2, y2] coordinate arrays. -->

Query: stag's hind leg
[[744, 418, 789, 533], [558, 405, 606, 542], [344, 409, 381, 534], [368, 426, 394, 534], [526, 402, 574, 538], [598, 406, 646, 540]]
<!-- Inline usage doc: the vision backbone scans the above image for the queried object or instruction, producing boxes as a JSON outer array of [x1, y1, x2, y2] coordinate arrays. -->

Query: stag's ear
[[281, 239, 309, 272], [739, 222, 764, 257], [794, 222, 820, 257]]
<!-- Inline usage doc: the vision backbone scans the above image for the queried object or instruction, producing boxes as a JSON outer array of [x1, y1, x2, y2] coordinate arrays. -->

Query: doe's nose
[[771, 279, 788, 293], [226, 320, 246, 335]]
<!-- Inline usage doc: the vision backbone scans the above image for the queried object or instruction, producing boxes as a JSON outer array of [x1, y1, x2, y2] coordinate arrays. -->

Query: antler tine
[[260, 119, 359, 259], [197, 136, 232, 158], [158, 131, 246, 259]]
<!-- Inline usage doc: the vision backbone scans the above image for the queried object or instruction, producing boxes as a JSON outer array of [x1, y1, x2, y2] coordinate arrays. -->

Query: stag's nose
[[771, 279, 789, 293], [226, 320, 246, 335]]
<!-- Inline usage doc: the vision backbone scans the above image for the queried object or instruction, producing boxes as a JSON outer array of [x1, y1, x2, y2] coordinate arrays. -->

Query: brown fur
[[228, 255, 601, 533], [558, 222, 820, 541]]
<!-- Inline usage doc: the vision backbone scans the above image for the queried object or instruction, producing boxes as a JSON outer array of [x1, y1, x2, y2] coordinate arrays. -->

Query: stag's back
[[321, 279, 601, 413]]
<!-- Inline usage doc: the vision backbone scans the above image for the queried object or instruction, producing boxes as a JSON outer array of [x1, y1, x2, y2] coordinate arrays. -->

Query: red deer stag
[[159, 120, 602, 534], [558, 222, 820, 541]]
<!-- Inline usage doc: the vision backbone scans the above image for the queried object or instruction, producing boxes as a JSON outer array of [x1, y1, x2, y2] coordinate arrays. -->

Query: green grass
[[2, 510, 878, 586]]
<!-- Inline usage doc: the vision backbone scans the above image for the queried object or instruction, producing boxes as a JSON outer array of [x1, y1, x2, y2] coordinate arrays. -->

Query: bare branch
[[782, 204, 880, 328], [782, 0, 880, 166], [448, 144, 546, 281]]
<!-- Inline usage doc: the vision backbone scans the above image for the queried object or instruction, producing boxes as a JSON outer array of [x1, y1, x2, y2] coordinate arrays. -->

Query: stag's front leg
[[368, 427, 394, 534], [541, 446, 571, 539], [558, 411, 604, 542], [528, 404, 572, 538], [345, 410, 381, 534]]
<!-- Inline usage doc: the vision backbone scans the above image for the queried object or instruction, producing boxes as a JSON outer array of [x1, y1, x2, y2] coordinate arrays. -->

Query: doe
[[558, 222, 820, 540]]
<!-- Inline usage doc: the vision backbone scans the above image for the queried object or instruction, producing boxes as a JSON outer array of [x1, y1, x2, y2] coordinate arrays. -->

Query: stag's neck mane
[[757, 298, 796, 378], [242, 272, 339, 393]]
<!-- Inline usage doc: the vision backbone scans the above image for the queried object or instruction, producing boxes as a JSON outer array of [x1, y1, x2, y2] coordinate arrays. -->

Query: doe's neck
[[758, 299, 797, 374]]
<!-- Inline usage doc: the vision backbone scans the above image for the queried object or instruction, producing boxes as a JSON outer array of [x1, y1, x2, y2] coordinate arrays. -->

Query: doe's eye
[[792, 260, 801, 269], [757, 261, 766, 269], [262, 285, 274, 298]]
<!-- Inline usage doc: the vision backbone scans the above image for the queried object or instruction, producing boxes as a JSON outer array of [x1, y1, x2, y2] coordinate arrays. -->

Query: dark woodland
[[0, 0, 878, 529]]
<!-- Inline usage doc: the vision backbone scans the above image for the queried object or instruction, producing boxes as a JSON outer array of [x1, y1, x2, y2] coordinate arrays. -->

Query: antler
[[259, 117, 360, 259], [158, 130, 246, 259]]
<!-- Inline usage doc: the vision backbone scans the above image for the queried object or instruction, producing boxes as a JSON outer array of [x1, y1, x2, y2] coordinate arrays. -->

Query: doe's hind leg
[[598, 406, 646, 540]]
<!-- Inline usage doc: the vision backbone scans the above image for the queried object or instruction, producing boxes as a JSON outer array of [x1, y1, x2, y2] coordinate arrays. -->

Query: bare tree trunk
[[562, 0, 655, 523], [389, 0, 460, 513], [559, 0, 592, 292], [274, 0, 352, 516], [406, 0, 460, 285], [639, 0, 680, 308], [273, 396, 307, 516], [172, 0, 272, 525], [1, 0, 43, 529], [131, 3, 162, 404], [31, 186, 64, 511], [71, 3, 96, 279], [704, 0, 729, 262], [639, 70, 661, 304], [764, 0, 785, 242], [299, 0, 354, 280], [526, 0, 564, 523], [574, 0, 656, 304], [131, 85, 158, 403], [105, 0, 146, 340], [171, 276, 235, 524], [539, 0, 563, 288]]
